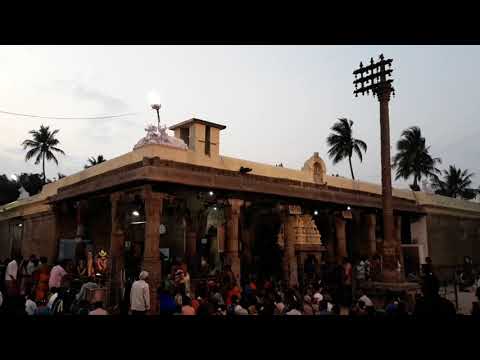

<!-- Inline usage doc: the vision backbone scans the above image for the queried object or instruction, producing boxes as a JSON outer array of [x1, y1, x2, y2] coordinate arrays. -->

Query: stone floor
[[442, 285, 477, 315]]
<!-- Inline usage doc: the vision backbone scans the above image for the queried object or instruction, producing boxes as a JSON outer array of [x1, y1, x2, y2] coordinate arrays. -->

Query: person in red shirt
[[191, 295, 200, 313], [181, 296, 196, 315], [225, 283, 241, 306]]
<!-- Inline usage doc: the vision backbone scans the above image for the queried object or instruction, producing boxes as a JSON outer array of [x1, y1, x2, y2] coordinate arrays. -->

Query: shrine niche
[[277, 213, 322, 250], [294, 214, 322, 246], [277, 206, 325, 287], [302, 152, 327, 184]]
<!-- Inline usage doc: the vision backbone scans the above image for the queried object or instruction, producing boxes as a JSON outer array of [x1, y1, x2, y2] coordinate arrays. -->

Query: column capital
[[227, 198, 244, 209], [110, 191, 124, 203], [364, 213, 376, 225]]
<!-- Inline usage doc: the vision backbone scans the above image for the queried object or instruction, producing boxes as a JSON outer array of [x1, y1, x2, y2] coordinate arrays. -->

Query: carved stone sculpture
[[134, 124, 188, 151]]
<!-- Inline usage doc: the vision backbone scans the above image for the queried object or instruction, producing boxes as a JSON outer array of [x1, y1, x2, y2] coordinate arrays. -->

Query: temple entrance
[[249, 211, 283, 283]]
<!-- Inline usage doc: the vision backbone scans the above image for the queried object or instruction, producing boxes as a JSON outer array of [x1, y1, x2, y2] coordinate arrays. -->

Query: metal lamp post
[[151, 104, 161, 131]]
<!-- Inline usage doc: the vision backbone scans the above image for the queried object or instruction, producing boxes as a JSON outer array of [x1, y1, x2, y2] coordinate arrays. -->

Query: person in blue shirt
[[158, 283, 177, 315]]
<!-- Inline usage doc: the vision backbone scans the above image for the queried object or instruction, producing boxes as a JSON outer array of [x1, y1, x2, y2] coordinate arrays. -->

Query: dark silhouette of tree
[[392, 126, 441, 191], [84, 155, 107, 169], [22, 125, 65, 183], [0, 175, 19, 205], [17, 173, 44, 196], [326, 118, 367, 180], [0, 172, 46, 205], [431, 165, 476, 199]]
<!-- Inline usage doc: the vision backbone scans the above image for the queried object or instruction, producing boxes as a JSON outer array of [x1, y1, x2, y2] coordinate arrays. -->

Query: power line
[[0, 109, 147, 120]]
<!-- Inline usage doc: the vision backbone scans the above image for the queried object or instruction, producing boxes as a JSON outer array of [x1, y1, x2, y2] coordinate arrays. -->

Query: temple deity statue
[[95, 249, 109, 275]]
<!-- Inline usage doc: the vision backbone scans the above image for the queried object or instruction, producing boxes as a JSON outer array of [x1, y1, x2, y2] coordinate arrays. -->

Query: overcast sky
[[0, 45, 479, 189]]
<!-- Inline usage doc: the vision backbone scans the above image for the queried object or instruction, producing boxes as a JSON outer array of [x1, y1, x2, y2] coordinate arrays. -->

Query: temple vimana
[[1, 118, 479, 309]]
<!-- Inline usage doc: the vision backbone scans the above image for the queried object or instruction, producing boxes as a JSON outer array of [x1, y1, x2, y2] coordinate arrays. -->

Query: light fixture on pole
[[151, 104, 161, 131]]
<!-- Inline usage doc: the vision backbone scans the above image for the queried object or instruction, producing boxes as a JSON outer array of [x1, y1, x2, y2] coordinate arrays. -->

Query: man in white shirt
[[130, 271, 150, 315], [5, 255, 22, 298], [358, 289, 374, 308], [25, 294, 37, 315], [26, 255, 39, 276], [5, 257, 19, 282], [47, 288, 59, 310]]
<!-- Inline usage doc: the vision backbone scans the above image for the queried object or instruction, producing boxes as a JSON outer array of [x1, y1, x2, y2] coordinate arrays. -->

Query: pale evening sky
[[0, 45, 479, 189]]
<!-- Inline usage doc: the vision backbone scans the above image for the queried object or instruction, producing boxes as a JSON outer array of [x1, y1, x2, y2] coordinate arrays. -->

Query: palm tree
[[22, 125, 65, 183], [431, 165, 476, 199], [84, 155, 107, 169], [392, 126, 441, 191], [326, 118, 367, 180]]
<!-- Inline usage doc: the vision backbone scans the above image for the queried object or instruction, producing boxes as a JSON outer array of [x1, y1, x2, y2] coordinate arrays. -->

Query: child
[[25, 292, 38, 315]]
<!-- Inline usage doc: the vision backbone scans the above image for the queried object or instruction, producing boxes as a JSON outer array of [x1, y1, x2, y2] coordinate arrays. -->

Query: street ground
[[442, 285, 477, 315]]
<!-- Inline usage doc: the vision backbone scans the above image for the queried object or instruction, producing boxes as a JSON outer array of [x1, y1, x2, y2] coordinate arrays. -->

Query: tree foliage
[[84, 155, 107, 169], [326, 118, 367, 180], [431, 165, 477, 199], [392, 126, 441, 191], [22, 125, 65, 182]]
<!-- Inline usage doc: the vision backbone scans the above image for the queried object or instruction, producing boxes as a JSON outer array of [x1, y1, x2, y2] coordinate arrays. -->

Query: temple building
[[1, 117, 480, 311]]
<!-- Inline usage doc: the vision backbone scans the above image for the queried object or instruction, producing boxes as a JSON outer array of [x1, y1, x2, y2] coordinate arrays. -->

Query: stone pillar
[[325, 214, 335, 262], [142, 186, 164, 315], [351, 210, 362, 260], [382, 215, 404, 282], [225, 199, 243, 284], [217, 224, 225, 253], [335, 215, 347, 261], [52, 204, 62, 262], [109, 192, 125, 309], [395, 215, 405, 273], [284, 214, 299, 287], [365, 214, 377, 257], [411, 215, 428, 262], [75, 200, 88, 238]]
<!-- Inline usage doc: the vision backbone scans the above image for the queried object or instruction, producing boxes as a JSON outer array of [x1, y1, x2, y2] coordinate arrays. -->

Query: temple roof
[[169, 118, 226, 130]]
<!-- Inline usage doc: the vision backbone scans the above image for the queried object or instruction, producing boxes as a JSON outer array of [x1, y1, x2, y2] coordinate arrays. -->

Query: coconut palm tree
[[84, 155, 107, 169], [392, 126, 441, 191], [431, 165, 476, 199], [326, 118, 367, 180], [22, 125, 65, 183]]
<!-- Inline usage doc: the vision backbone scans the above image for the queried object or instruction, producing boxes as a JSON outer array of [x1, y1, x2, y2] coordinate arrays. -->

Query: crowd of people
[[0, 254, 110, 316], [140, 256, 469, 317], [0, 253, 478, 317]]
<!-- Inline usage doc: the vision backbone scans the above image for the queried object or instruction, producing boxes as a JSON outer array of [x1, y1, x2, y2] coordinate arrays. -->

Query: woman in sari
[[34, 257, 50, 303]]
